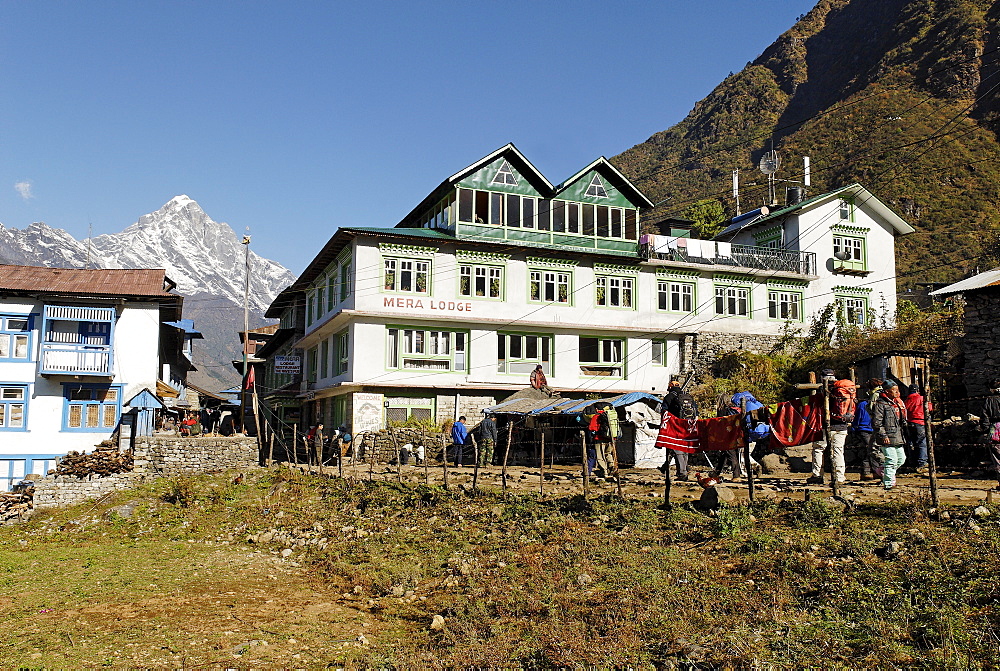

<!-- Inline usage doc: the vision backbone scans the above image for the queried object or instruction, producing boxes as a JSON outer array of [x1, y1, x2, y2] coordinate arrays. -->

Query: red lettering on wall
[[384, 297, 395, 307]]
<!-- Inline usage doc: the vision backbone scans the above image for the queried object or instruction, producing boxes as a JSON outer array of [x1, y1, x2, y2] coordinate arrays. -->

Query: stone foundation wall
[[32, 436, 259, 509], [684, 331, 792, 376], [960, 293, 994, 398], [133, 436, 259, 476], [435, 394, 496, 427], [33, 472, 141, 509]]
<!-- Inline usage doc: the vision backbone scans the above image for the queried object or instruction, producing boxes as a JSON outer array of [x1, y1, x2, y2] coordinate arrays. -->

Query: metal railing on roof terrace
[[639, 241, 816, 277]]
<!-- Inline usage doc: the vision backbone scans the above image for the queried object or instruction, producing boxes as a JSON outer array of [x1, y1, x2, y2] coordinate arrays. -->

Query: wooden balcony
[[39, 344, 113, 377]]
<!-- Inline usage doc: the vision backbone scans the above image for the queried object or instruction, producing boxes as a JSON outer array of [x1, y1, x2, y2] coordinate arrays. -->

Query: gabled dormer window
[[586, 174, 608, 198], [491, 160, 518, 186]]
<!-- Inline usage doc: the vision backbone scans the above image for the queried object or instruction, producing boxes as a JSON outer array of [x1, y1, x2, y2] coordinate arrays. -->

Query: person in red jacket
[[904, 384, 931, 475]]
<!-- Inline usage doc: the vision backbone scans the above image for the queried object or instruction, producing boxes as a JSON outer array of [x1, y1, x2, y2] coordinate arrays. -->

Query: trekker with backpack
[[979, 379, 1000, 491], [659, 381, 698, 481], [589, 405, 617, 478], [807, 378, 856, 485]]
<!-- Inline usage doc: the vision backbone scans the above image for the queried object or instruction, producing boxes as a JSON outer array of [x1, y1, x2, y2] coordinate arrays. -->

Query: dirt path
[[282, 460, 999, 505]]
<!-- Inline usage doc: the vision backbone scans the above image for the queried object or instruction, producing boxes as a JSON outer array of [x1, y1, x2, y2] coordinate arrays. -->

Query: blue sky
[[1, 1, 816, 275]]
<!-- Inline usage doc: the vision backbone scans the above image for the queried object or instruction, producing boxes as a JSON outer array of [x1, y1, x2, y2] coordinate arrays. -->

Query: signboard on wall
[[274, 356, 301, 374], [352, 392, 384, 433]]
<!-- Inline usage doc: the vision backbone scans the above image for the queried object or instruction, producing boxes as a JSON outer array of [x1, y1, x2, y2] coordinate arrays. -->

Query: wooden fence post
[[539, 432, 545, 497], [442, 435, 449, 491], [923, 359, 939, 507], [501, 421, 513, 494]]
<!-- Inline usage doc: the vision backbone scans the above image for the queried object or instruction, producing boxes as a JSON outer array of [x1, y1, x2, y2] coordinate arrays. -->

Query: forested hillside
[[615, 0, 1000, 287]]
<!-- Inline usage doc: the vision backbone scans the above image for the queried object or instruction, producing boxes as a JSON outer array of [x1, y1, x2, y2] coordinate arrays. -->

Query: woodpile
[[55, 446, 133, 478], [1, 490, 32, 523]]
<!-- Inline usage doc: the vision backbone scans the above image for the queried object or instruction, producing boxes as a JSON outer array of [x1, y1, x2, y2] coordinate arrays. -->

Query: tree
[[683, 199, 727, 239]]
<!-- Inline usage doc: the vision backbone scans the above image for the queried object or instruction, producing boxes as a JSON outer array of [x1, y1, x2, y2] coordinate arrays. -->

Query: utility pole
[[240, 234, 251, 434]]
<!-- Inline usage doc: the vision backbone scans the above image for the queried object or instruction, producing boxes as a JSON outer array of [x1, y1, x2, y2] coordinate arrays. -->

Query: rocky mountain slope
[[0, 197, 295, 390], [614, 0, 1000, 288]]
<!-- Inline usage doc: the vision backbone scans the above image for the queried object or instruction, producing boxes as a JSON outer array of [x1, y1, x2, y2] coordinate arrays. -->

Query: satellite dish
[[759, 150, 780, 175], [834, 251, 851, 261]]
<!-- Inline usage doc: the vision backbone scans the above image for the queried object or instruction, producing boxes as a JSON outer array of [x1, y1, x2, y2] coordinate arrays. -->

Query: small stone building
[[930, 268, 1000, 397]]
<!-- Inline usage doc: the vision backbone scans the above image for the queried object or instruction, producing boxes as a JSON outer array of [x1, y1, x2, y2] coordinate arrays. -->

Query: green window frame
[[339, 258, 352, 301], [578, 336, 625, 378], [832, 234, 866, 271], [497, 332, 553, 375], [768, 290, 803, 321], [714, 284, 751, 318], [383, 257, 430, 294], [838, 198, 855, 222], [319, 339, 329, 379], [657, 280, 695, 313], [307, 347, 318, 384], [306, 291, 316, 327], [836, 295, 868, 326], [529, 268, 572, 304], [326, 271, 337, 311], [386, 327, 467, 372], [595, 274, 635, 309], [459, 263, 503, 299], [336, 330, 349, 375], [651, 339, 668, 367]]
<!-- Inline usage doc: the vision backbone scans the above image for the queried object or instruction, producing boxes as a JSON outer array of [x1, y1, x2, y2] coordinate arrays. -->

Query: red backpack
[[830, 379, 857, 424]]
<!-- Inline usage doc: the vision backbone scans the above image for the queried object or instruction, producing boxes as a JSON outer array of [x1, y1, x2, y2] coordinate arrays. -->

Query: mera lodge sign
[[383, 297, 474, 312]]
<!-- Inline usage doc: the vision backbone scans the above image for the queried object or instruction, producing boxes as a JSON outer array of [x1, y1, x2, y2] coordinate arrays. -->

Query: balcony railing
[[639, 240, 817, 277], [39, 344, 113, 376]]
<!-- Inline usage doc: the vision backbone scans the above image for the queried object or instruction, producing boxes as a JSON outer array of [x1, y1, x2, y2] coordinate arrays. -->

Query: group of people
[[809, 377, 929, 491], [653, 375, 934, 491], [449, 413, 498, 467], [303, 424, 353, 464], [177, 407, 236, 437]]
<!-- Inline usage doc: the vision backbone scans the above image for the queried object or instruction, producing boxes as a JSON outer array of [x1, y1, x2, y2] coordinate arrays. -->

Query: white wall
[[0, 299, 162, 459]]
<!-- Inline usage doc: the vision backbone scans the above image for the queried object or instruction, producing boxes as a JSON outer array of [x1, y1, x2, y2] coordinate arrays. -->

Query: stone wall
[[32, 436, 259, 509], [435, 394, 496, 427], [960, 293, 996, 398], [133, 435, 259, 477], [683, 331, 792, 377]]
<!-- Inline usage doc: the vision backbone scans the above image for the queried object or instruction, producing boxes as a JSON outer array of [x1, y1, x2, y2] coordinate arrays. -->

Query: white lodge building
[[264, 144, 913, 430]]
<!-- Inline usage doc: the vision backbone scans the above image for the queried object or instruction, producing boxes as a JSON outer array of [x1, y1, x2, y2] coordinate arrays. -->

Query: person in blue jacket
[[853, 378, 883, 482], [451, 416, 470, 467]]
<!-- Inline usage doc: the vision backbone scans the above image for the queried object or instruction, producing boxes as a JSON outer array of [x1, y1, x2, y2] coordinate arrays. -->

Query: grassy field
[[1, 467, 999, 667]]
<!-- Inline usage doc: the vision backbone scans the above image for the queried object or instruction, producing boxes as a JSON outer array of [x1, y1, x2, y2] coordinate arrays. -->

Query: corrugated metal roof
[[715, 183, 914, 240], [486, 391, 660, 416], [0, 264, 175, 298], [928, 268, 1000, 297]]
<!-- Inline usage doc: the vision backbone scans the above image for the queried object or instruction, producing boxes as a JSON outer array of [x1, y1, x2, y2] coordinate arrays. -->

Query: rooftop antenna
[[732, 169, 741, 216], [758, 145, 780, 206]]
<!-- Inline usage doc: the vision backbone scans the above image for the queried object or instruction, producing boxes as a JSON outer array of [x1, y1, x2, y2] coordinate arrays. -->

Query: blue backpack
[[731, 391, 764, 413]]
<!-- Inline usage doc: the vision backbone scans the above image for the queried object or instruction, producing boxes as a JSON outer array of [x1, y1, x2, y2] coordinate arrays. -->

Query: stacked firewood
[[55, 446, 133, 478], [0, 490, 32, 523]]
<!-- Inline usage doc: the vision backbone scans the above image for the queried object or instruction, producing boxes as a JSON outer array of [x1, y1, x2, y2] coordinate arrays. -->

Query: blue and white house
[[0, 264, 196, 489]]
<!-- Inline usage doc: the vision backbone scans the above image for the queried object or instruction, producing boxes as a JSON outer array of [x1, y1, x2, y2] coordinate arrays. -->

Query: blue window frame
[[0, 384, 28, 431], [0, 314, 33, 361], [62, 383, 122, 432]]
